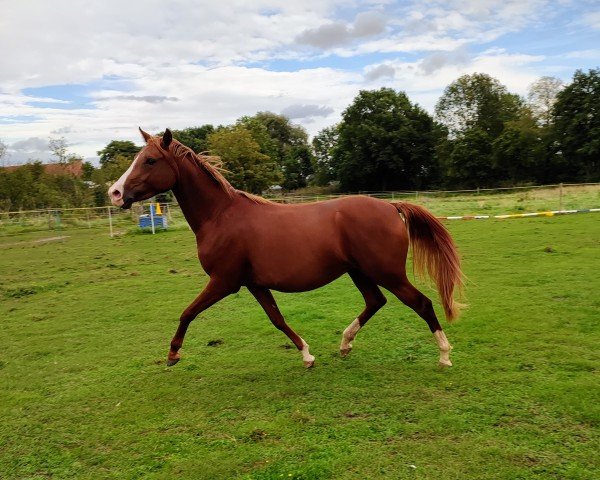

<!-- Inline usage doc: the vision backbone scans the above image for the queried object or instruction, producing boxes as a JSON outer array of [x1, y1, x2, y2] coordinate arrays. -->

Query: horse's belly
[[248, 245, 348, 292]]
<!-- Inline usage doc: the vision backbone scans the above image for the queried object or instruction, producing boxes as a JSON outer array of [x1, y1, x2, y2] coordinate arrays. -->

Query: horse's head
[[108, 128, 178, 209]]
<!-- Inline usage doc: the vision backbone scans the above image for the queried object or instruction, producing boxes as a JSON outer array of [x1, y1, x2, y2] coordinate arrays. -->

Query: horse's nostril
[[112, 189, 121, 199]]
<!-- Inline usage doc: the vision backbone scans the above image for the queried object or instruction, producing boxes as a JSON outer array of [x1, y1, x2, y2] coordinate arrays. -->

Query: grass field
[[1, 212, 599, 479]]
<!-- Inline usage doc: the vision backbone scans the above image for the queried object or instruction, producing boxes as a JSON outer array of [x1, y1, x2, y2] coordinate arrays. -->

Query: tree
[[552, 68, 600, 181], [333, 88, 438, 191], [169, 125, 215, 153], [238, 112, 314, 189], [0, 161, 94, 210], [241, 112, 307, 153], [492, 109, 543, 184], [236, 117, 280, 162], [207, 125, 282, 193], [97, 140, 140, 167], [281, 145, 314, 190], [435, 74, 526, 187], [48, 137, 70, 164], [311, 125, 339, 186], [0, 163, 39, 210], [82, 161, 95, 181], [435, 73, 522, 138], [527, 76, 563, 127], [446, 129, 494, 188]]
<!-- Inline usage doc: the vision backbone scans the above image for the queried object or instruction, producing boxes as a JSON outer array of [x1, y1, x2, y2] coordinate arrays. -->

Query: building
[[1, 160, 84, 178]]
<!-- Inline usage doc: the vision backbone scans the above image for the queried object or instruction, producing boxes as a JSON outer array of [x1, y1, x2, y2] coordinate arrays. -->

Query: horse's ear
[[161, 128, 173, 150], [139, 127, 152, 143]]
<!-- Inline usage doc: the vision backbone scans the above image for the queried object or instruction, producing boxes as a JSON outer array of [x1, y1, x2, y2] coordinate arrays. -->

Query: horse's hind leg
[[340, 270, 387, 357], [389, 279, 453, 367], [249, 286, 315, 368]]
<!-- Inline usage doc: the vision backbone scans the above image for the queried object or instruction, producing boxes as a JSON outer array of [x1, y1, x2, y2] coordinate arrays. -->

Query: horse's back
[[241, 198, 348, 290], [241, 196, 409, 291]]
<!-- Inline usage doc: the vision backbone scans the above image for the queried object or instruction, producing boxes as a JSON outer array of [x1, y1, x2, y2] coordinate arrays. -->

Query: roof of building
[[2, 160, 84, 177]]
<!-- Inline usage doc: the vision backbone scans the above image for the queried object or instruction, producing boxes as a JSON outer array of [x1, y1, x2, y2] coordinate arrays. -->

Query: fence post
[[150, 203, 156, 235], [559, 183, 563, 211], [107, 206, 114, 237]]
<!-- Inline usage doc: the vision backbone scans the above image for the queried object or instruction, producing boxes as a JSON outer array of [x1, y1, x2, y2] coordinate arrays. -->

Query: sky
[[1, 0, 599, 165]]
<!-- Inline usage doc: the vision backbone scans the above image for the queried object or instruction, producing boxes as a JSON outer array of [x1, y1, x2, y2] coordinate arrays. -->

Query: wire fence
[[1, 182, 598, 238], [0, 203, 189, 238], [267, 182, 600, 204]]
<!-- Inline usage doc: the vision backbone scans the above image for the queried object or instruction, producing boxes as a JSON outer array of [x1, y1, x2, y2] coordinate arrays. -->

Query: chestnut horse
[[109, 128, 464, 368]]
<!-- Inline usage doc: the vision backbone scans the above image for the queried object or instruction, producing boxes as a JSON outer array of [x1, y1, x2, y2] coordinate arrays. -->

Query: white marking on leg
[[300, 338, 315, 368], [340, 318, 360, 356], [434, 330, 453, 367]]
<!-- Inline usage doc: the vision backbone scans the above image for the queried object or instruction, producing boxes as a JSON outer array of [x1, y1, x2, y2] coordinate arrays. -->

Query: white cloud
[[363, 49, 545, 112], [565, 49, 600, 59], [352, 11, 388, 37], [296, 22, 351, 48], [10, 137, 48, 152], [0, 0, 596, 166], [1, 64, 360, 161], [0, 0, 346, 90], [400, 0, 552, 43], [6, 137, 52, 165], [364, 64, 395, 81], [51, 126, 73, 135], [420, 47, 470, 74], [295, 11, 387, 48], [280, 104, 335, 119], [96, 95, 180, 104], [581, 11, 600, 29]]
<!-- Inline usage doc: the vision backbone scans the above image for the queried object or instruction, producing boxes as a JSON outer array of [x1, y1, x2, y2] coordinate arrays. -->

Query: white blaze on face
[[108, 154, 140, 207]]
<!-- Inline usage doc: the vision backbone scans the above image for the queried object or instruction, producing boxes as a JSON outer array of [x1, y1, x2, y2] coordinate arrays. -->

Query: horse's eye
[[146, 158, 156, 165]]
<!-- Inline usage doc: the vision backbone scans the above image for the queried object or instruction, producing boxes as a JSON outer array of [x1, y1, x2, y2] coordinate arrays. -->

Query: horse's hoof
[[439, 359, 452, 368], [304, 359, 315, 368], [340, 347, 352, 357], [166, 357, 180, 367]]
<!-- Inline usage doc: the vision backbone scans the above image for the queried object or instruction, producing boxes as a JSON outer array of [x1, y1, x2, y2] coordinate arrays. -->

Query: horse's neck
[[172, 158, 234, 233]]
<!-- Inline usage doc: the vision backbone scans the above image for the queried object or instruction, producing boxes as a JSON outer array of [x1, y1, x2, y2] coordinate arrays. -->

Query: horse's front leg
[[167, 279, 232, 366], [248, 286, 315, 368]]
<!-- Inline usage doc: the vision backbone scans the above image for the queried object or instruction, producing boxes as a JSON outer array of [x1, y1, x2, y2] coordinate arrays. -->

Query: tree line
[[1, 68, 598, 211]]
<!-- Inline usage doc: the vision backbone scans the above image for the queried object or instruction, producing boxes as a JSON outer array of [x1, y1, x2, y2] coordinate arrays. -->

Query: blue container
[[139, 214, 168, 229]]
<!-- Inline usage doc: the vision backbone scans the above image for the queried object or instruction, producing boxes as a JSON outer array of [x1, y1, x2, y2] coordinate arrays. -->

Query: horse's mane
[[166, 138, 273, 205], [237, 190, 274, 205]]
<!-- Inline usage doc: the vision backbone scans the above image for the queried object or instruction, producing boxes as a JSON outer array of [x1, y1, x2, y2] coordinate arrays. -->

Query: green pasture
[[1, 213, 599, 479]]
